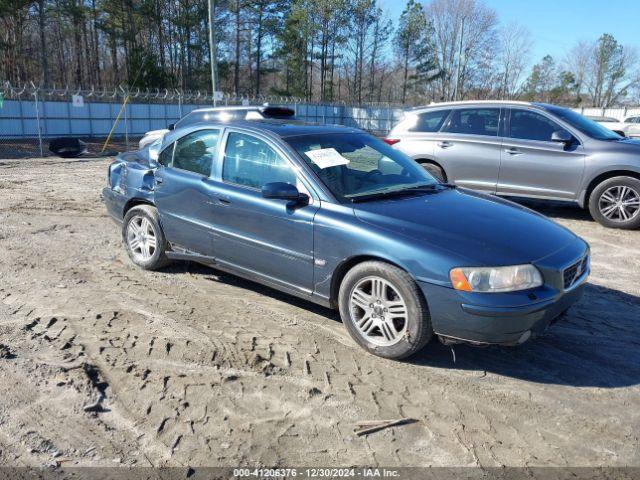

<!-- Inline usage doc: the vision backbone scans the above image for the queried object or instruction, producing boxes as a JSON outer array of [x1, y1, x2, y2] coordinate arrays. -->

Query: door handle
[[505, 147, 523, 155], [216, 195, 231, 206], [437, 141, 453, 149]]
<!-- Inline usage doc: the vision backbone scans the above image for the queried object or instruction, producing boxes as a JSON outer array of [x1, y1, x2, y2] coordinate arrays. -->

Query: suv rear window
[[442, 108, 500, 136]]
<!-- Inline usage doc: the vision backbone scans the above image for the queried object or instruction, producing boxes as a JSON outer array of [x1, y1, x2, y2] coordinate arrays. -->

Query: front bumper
[[420, 280, 586, 345], [419, 241, 590, 345]]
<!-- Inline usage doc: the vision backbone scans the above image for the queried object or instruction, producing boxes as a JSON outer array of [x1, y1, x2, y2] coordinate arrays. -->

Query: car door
[[153, 129, 222, 256], [434, 107, 502, 193], [205, 130, 319, 294], [497, 108, 585, 201]]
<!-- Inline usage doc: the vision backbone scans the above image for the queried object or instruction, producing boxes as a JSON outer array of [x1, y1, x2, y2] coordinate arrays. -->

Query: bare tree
[[563, 40, 593, 104], [425, 0, 498, 101], [496, 22, 531, 99]]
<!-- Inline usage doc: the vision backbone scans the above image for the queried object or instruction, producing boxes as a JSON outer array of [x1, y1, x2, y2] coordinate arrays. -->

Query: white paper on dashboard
[[305, 148, 350, 169]]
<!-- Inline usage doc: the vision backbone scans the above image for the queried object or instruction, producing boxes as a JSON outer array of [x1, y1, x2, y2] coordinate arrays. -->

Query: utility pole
[[208, 0, 218, 107], [453, 17, 465, 101]]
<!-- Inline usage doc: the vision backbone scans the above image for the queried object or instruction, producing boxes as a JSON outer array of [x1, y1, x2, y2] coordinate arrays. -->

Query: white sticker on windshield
[[305, 148, 350, 169]]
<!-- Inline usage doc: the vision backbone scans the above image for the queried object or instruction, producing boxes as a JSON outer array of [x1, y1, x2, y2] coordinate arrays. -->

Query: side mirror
[[551, 130, 572, 145], [168, 123, 175, 131], [261, 182, 302, 201]]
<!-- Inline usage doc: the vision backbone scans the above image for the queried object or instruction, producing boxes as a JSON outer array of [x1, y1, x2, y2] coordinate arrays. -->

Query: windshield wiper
[[349, 183, 455, 203]]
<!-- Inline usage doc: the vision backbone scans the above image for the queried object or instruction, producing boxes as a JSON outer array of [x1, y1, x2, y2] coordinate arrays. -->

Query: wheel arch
[[414, 157, 448, 181], [329, 255, 410, 309], [123, 197, 155, 217], [583, 170, 640, 207]]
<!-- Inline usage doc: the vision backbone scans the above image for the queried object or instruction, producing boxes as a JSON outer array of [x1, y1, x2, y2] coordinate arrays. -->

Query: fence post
[[88, 100, 94, 138], [66, 94, 73, 137], [33, 89, 44, 157], [18, 96, 26, 140], [123, 89, 129, 149]]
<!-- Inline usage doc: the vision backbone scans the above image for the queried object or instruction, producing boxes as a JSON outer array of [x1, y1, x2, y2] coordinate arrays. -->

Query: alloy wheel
[[126, 215, 157, 262], [598, 185, 640, 222], [349, 276, 408, 347]]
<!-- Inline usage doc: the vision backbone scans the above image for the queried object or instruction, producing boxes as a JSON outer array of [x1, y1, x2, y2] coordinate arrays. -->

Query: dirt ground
[[0, 156, 639, 470]]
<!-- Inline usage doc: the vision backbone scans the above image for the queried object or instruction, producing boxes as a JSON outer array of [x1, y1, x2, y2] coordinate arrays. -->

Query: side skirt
[[165, 249, 333, 309]]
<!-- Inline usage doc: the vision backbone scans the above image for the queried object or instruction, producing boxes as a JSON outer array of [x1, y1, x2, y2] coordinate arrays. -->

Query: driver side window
[[222, 132, 297, 189]]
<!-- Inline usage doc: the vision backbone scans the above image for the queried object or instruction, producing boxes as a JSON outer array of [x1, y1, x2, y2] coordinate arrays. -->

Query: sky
[[379, 0, 640, 64]]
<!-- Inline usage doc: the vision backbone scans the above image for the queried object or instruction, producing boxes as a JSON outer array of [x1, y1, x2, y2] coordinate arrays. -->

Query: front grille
[[563, 255, 588, 290]]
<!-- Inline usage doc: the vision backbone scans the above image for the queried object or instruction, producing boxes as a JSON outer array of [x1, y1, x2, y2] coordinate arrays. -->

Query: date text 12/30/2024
[[233, 468, 401, 478]]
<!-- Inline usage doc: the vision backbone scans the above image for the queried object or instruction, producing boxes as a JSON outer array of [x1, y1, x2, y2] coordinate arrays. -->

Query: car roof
[[189, 106, 262, 113], [178, 119, 365, 138]]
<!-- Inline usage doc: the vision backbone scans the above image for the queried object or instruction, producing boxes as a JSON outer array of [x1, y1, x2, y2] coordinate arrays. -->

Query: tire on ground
[[338, 260, 432, 359], [122, 205, 171, 270], [588, 176, 640, 230]]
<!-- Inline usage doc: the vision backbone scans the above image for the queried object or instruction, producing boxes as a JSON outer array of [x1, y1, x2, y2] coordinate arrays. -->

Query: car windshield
[[286, 133, 438, 202], [542, 105, 621, 140]]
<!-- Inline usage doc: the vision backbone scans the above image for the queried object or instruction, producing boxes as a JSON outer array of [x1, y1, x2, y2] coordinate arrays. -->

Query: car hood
[[599, 121, 626, 129], [352, 188, 578, 266], [604, 137, 640, 151]]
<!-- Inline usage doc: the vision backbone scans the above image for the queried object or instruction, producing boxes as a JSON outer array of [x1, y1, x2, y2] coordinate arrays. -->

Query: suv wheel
[[588, 176, 640, 229], [420, 162, 446, 182], [338, 261, 432, 359], [122, 205, 170, 269]]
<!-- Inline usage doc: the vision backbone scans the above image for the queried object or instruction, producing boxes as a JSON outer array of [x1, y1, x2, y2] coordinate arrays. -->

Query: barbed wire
[[0, 81, 404, 108]]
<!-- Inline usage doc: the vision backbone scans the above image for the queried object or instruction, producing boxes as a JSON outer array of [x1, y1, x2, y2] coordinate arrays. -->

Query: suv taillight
[[383, 138, 400, 145]]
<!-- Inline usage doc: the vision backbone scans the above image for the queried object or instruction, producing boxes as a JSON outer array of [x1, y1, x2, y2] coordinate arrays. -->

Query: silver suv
[[386, 101, 640, 229]]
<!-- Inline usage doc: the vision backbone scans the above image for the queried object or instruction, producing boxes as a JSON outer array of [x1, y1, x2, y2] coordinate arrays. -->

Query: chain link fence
[[3, 82, 640, 160], [0, 83, 405, 159]]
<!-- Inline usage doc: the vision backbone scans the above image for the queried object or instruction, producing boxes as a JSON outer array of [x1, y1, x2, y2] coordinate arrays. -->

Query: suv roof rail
[[408, 100, 533, 111]]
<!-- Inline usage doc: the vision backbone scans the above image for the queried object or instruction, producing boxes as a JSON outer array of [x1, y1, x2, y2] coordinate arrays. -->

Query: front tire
[[588, 176, 640, 229], [338, 261, 432, 359], [122, 205, 170, 270]]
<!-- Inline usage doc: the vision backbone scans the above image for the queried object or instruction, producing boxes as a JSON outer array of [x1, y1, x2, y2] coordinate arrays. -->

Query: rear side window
[[222, 132, 297, 189], [442, 108, 500, 136], [509, 110, 560, 142], [408, 110, 451, 132], [172, 129, 220, 175], [158, 143, 174, 166]]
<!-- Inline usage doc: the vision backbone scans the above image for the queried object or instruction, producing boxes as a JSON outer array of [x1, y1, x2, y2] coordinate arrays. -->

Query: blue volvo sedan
[[102, 120, 590, 359]]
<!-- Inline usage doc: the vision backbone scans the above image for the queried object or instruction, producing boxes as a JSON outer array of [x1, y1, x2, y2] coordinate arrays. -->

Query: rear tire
[[588, 176, 640, 229], [122, 205, 170, 270], [420, 161, 446, 182], [338, 261, 432, 359]]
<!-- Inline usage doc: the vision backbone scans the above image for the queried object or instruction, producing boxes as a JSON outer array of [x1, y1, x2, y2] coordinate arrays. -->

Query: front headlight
[[450, 264, 543, 293]]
